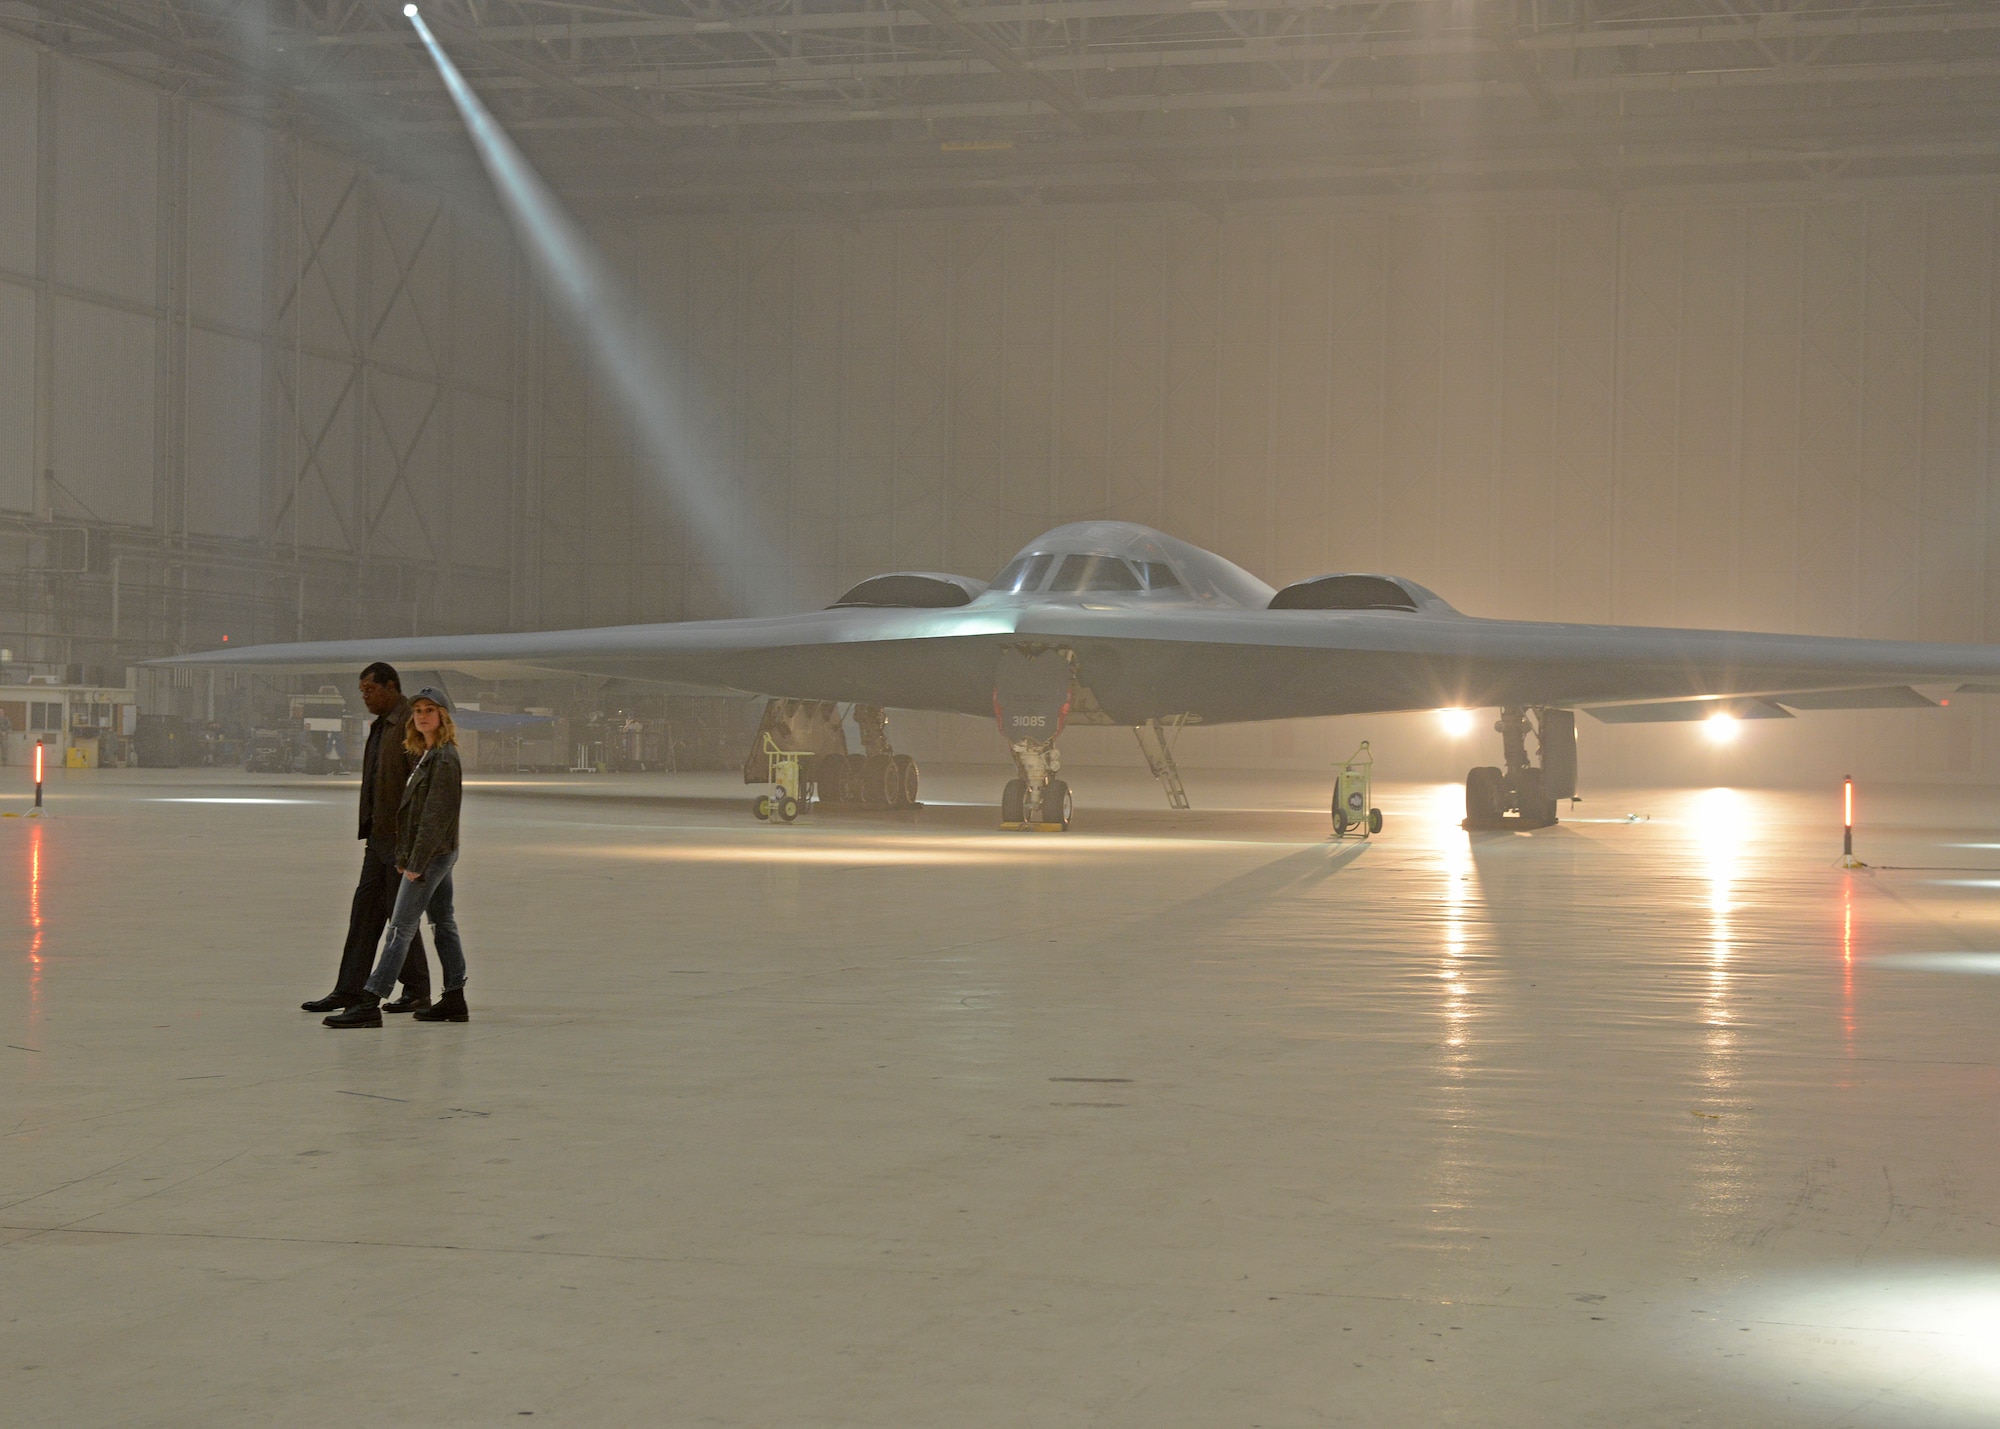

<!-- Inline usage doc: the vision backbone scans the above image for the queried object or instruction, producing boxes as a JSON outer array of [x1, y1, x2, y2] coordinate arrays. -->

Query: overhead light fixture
[[1705, 712, 1740, 743], [403, 3, 418, 15], [1436, 708, 1474, 738]]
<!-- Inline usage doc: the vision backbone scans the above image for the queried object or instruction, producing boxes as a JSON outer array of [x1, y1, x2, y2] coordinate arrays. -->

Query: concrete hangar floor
[[4, 765, 2000, 1426]]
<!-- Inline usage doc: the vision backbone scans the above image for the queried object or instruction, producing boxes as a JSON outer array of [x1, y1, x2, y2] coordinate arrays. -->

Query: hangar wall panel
[[187, 108, 267, 334], [0, 282, 32, 513], [51, 296, 154, 529], [0, 32, 532, 679], [0, 41, 35, 278], [555, 194, 2000, 781], [52, 62, 156, 306], [185, 328, 263, 541]]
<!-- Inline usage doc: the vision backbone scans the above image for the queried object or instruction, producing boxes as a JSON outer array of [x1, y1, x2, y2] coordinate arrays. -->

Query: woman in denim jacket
[[325, 687, 469, 1027]]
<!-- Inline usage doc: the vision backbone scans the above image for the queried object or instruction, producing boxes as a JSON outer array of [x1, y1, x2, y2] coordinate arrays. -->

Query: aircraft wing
[[152, 599, 2000, 726], [1001, 604, 2000, 722], [149, 606, 1022, 715]]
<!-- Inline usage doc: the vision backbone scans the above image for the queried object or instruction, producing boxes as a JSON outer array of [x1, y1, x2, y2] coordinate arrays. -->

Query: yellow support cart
[[1331, 740, 1384, 839], [752, 732, 808, 822]]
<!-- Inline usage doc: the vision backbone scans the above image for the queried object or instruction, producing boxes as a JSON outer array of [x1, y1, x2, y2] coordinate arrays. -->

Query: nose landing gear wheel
[[1046, 778, 1073, 831], [1001, 778, 1026, 824]]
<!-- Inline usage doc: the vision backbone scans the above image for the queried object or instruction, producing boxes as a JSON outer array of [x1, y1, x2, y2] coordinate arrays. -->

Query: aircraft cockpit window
[[1048, 554, 1142, 593], [993, 553, 1055, 592], [1137, 561, 1183, 591]]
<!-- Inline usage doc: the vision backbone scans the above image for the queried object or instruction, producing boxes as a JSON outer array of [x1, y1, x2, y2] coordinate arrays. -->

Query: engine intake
[[829, 573, 984, 609], [1268, 574, 1421, 612]]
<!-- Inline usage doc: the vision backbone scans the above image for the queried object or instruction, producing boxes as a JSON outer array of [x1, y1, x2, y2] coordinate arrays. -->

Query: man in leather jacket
[[299, 662, 432, 1014]]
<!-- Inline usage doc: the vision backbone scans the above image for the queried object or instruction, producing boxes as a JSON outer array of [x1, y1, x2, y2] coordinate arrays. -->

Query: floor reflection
[[1691, 788, 1752, 1221], [1689, 1265, 2000, 1425], [1423, 782, 1481, 1234], [26, 820, 43, 1037], [1841, 873, 1855, 1055]]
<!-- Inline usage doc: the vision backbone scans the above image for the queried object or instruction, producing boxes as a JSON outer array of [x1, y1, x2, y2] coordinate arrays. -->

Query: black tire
[[1368, 807, 1384, 835], [893, 754, 919, 806], [1465, 766, 1505, 825], [1512, 766, 1543, 820], [753, 795, 772, 821], [810, 754, 841, 805], [1046, 778, 1073, 830], [862, 753, 897, 805], [778, 795, 799, 823], [1001, 778, 1026, 823], [1332, 797, 1350, 836]]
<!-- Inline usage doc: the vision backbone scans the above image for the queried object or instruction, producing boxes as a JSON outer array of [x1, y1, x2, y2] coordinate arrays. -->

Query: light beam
[[405, 10, 780, 614]]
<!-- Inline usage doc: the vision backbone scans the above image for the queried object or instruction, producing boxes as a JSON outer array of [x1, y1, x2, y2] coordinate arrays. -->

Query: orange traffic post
[[1839, 774, 1865, 868]]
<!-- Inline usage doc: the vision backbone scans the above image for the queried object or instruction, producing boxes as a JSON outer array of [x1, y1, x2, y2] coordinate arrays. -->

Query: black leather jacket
[[395, 741, 462, 873], [359, 698, 417, 846]]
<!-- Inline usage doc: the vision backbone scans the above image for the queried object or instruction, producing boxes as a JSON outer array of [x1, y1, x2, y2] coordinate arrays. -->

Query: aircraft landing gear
[[743, 699, 920, 813], [1463, 706, 1576, 832], [995, 648, 1075, 831], [1001, 749, 1073, 832]]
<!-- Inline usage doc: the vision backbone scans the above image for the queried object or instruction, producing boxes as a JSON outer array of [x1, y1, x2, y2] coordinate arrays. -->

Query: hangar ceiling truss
[[7, 1, 2000, 214]]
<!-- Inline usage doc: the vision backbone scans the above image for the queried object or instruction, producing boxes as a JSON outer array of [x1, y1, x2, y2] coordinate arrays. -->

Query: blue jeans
[[365, 851, 465, 998]]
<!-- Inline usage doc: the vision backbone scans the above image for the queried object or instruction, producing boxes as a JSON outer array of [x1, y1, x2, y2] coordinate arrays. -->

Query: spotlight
[[405, 7, 775, 614], [1705, 711, 1739, 743], [403, 3, 418, 15], [1436, 708, 1474, 738]]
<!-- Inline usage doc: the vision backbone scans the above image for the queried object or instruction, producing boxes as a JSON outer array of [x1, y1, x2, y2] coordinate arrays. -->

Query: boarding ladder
[[1133, 716, 1191, 811]]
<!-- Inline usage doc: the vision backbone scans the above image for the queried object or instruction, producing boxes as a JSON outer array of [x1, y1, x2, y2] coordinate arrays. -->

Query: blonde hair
[[403, 701, 458, 755]]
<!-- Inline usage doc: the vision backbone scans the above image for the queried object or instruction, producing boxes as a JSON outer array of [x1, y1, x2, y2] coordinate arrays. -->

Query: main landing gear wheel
[[892, 753, 919, 806], [1001, 778, 1026, 823], [812, 754, 847, 806], [1465, 766, 1505, 826], [861, 753, 898, 806], [1514, 766, 1554, 826]]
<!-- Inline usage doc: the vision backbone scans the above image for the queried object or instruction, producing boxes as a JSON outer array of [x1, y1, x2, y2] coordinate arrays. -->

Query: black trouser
[[333, 841, 430, 998]]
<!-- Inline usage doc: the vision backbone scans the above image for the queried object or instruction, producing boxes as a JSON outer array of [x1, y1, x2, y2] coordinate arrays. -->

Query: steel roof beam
[[286, 1, 2000, 50], [381, 52, 2000, 132]]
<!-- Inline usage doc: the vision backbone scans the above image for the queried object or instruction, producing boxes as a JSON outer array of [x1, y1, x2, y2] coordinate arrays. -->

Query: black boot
[[323, 993, 382, 1028], [412, 988, 468, 1023], [301, 991, 359, 1013], [381, 991, 431, 1014]]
